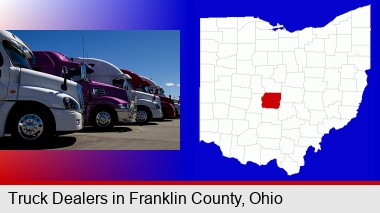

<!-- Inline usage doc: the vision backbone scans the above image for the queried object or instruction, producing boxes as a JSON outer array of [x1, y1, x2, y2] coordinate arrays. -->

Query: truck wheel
[[10, 106, 54, 144], [136, 107, 152, 124], [92, 108, 116, 130]]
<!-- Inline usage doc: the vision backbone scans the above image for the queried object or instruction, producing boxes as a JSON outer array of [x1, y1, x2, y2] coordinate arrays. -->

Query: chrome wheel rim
[[18, 114, 44, 140], [96, 111, 111, 127], [137, 110, 148, 122]]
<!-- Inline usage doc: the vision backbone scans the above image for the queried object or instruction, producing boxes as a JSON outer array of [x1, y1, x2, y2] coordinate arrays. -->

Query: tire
[[91, 107, 116, 130], [10, 106, 54, 144], [136, 106, 152, 124]]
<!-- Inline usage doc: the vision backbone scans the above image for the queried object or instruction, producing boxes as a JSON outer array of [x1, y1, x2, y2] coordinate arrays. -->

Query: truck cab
[[29, 51, 136, 130], [0, 31, 83, 143], [120, 69, 163, 123], [72, 58, 160, 124], [140, 76, 177, 119]]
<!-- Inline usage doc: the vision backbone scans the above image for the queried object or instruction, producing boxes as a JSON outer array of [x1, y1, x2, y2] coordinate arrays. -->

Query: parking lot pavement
[[0, 119, 180, 150]]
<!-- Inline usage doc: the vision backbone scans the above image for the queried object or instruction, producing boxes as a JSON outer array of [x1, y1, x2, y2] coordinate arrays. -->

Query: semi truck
[[0, 31, 83, 143], [119, 69, 163, 123], [29, 51, 136, 130], [72, 58, 163, 124], [120, 69, 174, 121], [140, 76, 178, 118]]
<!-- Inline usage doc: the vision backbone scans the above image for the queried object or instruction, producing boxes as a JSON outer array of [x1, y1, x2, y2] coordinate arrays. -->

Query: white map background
[[200, 6, 371, 175]]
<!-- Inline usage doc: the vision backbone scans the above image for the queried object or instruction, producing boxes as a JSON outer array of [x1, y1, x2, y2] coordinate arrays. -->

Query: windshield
[[151, 88, 165, 96], [150, 88, 158, 95], [126, 79, 134, 90], [136, 85, 150, 93], [113, 78, 125, 89], [144, 86, 150, 93], [113, 78, 133, 91], [3, 41, 31, 69], [67, 67, 87, 82], [159, 89, 165, 96]]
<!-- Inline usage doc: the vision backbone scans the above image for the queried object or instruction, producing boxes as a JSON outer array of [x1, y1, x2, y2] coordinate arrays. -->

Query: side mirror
[[61, 66, 68, 91], [169, 95, 172, 99], [80, 65, 88, 80]]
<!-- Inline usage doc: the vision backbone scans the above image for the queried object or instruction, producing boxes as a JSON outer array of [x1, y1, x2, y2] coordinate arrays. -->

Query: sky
[[10, 30, 180, 97]]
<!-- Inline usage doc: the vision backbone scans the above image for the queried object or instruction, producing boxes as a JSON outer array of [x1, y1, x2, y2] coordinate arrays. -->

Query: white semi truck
[[72, 58, 162, 124], [0, 31, 83, 143]]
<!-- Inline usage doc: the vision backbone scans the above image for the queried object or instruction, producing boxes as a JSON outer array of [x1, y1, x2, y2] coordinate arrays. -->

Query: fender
[[162, 102, 176, 118], [0, 101, 15, 137], [85, 96, 128, 124], [17, 86, 79, 109], [87, 96, 128, 116], [88, 96, 128, 107], [137, 99, 159, 109], [160, 96, 174, 105]]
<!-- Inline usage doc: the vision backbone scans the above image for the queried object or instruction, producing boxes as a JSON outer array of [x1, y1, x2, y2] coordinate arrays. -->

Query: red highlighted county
[[261, 93, 281, 109]]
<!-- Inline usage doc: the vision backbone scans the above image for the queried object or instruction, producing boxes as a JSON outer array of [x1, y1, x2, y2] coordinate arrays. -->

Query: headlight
[[63, 97, 80, 111], [117, 103, 130, 109]]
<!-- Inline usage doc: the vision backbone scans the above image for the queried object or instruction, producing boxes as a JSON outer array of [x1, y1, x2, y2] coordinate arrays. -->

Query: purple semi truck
[[28, 51, 136, 130]]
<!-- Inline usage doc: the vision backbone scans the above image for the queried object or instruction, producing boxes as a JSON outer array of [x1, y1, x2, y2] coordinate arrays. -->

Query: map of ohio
[[200, 5, 371, 175]]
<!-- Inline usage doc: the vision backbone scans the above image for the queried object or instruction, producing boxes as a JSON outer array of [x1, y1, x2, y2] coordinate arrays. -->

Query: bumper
[[51, 108, 83, 131], [116, 108, 136, 123], [151, 108, 163, 119], [163, 103, 176, 119]]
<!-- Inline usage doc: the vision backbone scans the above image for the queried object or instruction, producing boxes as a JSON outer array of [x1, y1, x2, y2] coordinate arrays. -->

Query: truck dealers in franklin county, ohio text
[[8, 191, 283, 207]]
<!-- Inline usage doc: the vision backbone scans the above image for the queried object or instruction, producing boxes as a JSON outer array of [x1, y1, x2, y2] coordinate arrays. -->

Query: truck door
[[0, 51, 8, 100]]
